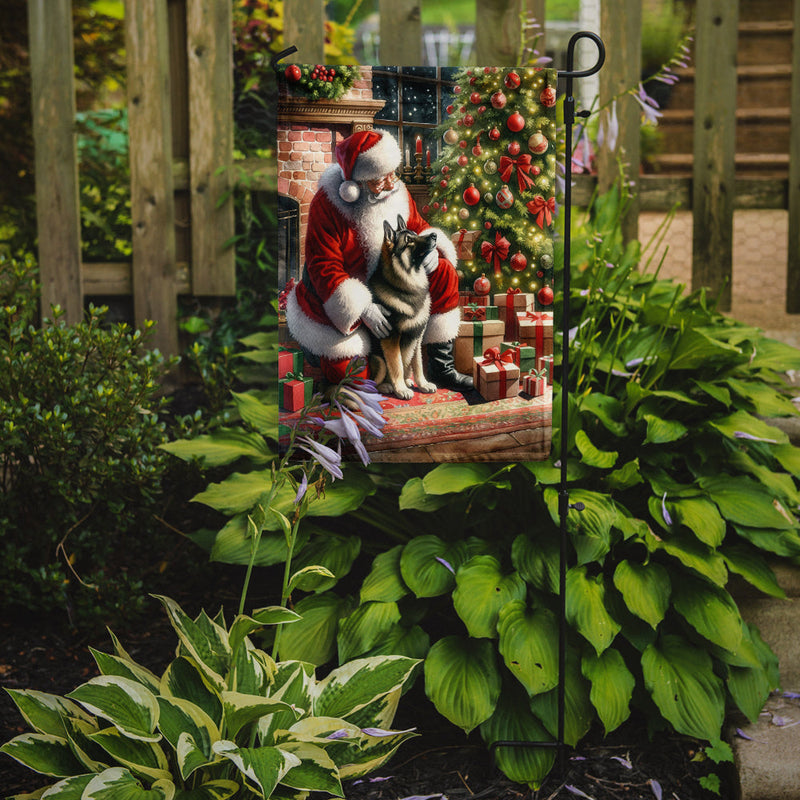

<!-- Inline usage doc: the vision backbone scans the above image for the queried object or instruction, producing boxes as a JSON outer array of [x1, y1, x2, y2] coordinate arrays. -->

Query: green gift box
[[454, 319, 504, 374], [502, 340, 537, 374], [279, 346, 303, 379], [280, 372, 313, 411], [462, 303, 500, 321]]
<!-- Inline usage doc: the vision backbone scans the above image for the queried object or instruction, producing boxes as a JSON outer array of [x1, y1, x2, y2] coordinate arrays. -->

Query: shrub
[[0, 253, 175, 623]]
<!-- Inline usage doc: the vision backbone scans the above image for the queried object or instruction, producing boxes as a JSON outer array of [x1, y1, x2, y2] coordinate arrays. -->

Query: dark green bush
[[0, 252, 175, 624]]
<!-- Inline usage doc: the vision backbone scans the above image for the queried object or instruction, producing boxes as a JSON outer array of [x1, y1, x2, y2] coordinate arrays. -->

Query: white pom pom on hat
[[335, 129, 403, 203]]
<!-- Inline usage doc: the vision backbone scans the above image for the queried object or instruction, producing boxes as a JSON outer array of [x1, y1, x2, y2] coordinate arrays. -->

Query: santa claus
[[285, 129, 473, 390]]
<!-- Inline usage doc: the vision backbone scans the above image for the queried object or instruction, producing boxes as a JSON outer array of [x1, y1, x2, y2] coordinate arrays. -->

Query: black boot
[[426, 341, 473, 391]]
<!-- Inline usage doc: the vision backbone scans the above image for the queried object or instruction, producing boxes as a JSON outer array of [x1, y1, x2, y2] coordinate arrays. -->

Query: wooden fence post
[[28, 0, 83, 324], [379, 0, 422, 64], [284, 0, 325, 64], [597, 0, 641, 244], [691, 0, 738, 311], [788, 0, 800, 314], [475, 0, 543, 66], [126, 0, 179, 356], [187, 0, 235, 296]]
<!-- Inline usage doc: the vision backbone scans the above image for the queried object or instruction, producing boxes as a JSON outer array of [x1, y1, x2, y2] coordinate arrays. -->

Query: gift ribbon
[[283, 371, 305, 381], [478, 346, 515, 399], [499, 154, 535, 192], [520, 311, 548, 356], [526, 195, 556, 228], [506, 287, 521, 295], [480, 231, 510, 279], [464, 305, 487, 321]]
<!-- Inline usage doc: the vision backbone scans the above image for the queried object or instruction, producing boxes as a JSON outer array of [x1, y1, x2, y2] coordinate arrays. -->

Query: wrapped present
[[280, 371, 313, 411], [501, 340, 537, 374], [522, 368, 548, 398], [451, 228, 482, 260], [473, 346, 520, 401], [458, 291, 489, 308], [494, 288, 533, 340], [279, 346, 303, 379], [462, 303, 499, 321], [454, 319, 504, 374], [538, 354, 554, 382], [517, 311, 553, 358]]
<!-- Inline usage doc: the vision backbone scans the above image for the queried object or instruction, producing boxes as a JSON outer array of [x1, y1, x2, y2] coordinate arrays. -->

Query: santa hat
[[335, 130, 402, 203]]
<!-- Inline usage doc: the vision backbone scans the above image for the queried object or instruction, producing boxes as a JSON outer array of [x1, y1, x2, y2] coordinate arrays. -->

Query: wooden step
[[737, 20, 794, 66]]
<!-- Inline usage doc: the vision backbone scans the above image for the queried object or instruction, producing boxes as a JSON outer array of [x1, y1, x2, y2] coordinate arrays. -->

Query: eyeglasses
[[365, 171, 398, 191]]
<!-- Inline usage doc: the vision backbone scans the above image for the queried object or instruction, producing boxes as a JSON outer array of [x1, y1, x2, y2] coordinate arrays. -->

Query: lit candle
[[405, 146, 410, 167], [416, 136, 422, 155], [426, 149, 431, 166]]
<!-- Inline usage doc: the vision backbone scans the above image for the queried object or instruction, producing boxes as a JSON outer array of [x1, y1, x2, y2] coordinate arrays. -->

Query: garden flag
[[276, 65, 557, 463]]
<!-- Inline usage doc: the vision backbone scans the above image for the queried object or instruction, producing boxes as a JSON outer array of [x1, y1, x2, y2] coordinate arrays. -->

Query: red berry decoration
[[484, 221, 493, 229], [537, 270, 544, 278], [508, 141, 521, 156], [490, 91, 507, 109], [474, 273, 492, 295], [507, 112, 525, 133], [470, 91, 482, 104], [463, 184, 481, 206], [504, 71, 521, 89], [285, 64, 302, 82], [488, 127, 501, 141], [538, 285, 554, 306], [510, 251, 527, 272]]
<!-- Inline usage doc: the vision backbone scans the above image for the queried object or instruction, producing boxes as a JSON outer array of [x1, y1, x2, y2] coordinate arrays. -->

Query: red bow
[[506, 287, 521, 295], [523, 310, 546, 321], [499, 154, 535, 192], [480, 232, 510, 279], [464, 306, 487, 321], [526, 195, 556, 228], [481, 346, 515, 367]]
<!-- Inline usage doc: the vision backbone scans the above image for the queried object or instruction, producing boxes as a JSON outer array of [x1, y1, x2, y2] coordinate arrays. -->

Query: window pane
[[402, 80, 437, 124], [404, 66, 436, 78], [372, 73, 399, 120]]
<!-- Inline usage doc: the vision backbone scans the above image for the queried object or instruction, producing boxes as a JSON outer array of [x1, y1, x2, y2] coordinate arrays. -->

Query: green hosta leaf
[[708, 409, 788, 445], [82, 767, 174, 799], [699, 475, 797, 530], [160, 658, 222, 728], [88, 728, 170, 782], [4, 690, 93, 737], [668, 497, 726, 548], [400, 536, 469, 598], [156, 697, 219, 776], [773, 443, 800, 477], [748, 337, 800, 371], [612, 560, 670, 629], [721, 543, 786, 598], [452, 556, 526, 639], [579, 392, 627, 436], [0, 733, 85, 777], [511, 534, 559, 593], [728, 450, 800, 508], [326, 724, 418, 780], [724, 378, 800, 417], [231, 391, 278, 436], [192, 471, 272, 515], [291, 535, 360, 592], [643, 414, 688, 444], [337, 601, 402, 663], [398, 477, 451, 512], [424, 636, 501, 733], [544, 488, 617, 540], [421, 463, 496, 494], [727, 663, 773, 724], [480, 681, 555, 789], [89, 650, 161, 694], [276, 741, 343, 796], [212, 741, 299, 798], [288, 565, 336, 594], [221, 692, 297, 740], [692, 380, 731, 407], [362, 624, 430, 660], [581, 649, 635, 735], [160, 428, 273, 467], [651, 529, 728, 586], [60, 715, 107, 773], [733, 524, 800, 558], [67, 676, 160, 742], [606, 459, 644, 491], [228, 608, 299, 656], [258, 663, 315, 745], [208, 516, 291, 567], [497, 601, 559, 696], [672, 575, 743, 653], [668, 328, 742, 371], [641, 634, 725, 741], [575, 429, 618, 468], [172, 780, 239, 800], [360, 546, 409, 603], [566, 566, 621, 655], [277, 593, 352, 665]]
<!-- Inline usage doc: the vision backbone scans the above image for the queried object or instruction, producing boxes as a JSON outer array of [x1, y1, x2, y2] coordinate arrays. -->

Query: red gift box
[[538, 354, 554, 382], [517, 311, 553, 359], [494, 288, 533, 340], [280, 373, 313, 411], [472, 346, 520, 401], [458, 291, 489, 308], [279, 346, 303, 379], [522, 368, 547, 397]]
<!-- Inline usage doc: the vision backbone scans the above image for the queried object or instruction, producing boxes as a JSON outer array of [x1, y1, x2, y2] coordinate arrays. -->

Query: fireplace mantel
[[278, 96, 386, 133]]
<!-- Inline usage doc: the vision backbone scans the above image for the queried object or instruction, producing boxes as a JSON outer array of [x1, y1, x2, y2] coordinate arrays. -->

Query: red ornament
[[538, 285, 554, 306], [478, 105, 487, 114], [460, 106, 467, 113], [484, 66, 492, 74], [441, 165, 450, 174], [440, 179, 448, 189], [470, 91, 482, 104], [464, 114, 475, 127], [488, 127, 501, 141], [528, 132, 549, 154], [510, 251, 527, 272], [446, 104, 455, 114], [474, 273, 492, 295], [507, 112, 525, 133], [490, 91, 507, 109], [441, 203, 448, 212], [472, 144, 482, 156], [457, 154, 469, 167], [537, 270, 544, 278], [507, 141, 521, 156], [540, 87, 557, 108], [496, 185, 514, 210], [463, 184, 481, 206], [433, 202, 440, 209], [504, 71, 521, 89], [422, 205, 431, 215], [285, 65, 302, 82], [484, 221, 493, 229], [454, 85, 462, 94], [459, 140, 468, 149]]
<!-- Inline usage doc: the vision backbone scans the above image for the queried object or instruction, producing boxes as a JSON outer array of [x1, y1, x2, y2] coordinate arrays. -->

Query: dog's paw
[[395, 385, 414, 400], [418, 381, 437, 394], [405, 378, 414, 388], [377, 382, 394, 396]]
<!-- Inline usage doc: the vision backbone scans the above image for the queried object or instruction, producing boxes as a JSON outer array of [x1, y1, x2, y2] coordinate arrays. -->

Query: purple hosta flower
[[396, 795, 446, 800], [597, 100, 619, 153], [297, 436, 343, 480], [339, 380, 388, 435], [572, 125, 593, 174], [649, 779, 663, 800], [326, 729, 351, 740], [734, 431, 779, 444], [333, 401, 371, 466], [352, 776, 394, 786], [611, 755, 633, 769], [565, 786, 595, 799], [293, 472, 308, 505], [735, 728, 756, 741], [362, 726, 417, 737], [783, 691, 800, 699], [661, 492, 673, 526], [435, 556, 455, 574], [633, 83, 662, 125]]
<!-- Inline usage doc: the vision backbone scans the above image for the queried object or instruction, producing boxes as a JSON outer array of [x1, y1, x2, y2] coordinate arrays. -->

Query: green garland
[[282, 64, 360, 101]]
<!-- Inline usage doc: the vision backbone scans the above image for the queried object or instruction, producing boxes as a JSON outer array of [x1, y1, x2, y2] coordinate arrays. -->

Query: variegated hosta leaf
[[160, 657, 222, 728], [221, 691, 298, 740], [61, 716, 107, 773], [4, 689, 94, 737], [81, 767, 175, 799], [452, 556, 526, 639], [642, 634, 725, 741], [360, 545, 409, 603], [275, 741, 344, 796], [565, 566, 621, 655], [258, 662, 315, 745], [496, 601, 559, 697], [581, 649, 635, 735], [66, 677, 160, 742], [212, 740, 300, 798], [156, 696, 219, 778], [88, 727, 171, 782], [171, 779, 240, 800], [612, 560, 671, 629], [228, 609, 299, 658], [230, 641, 275, 696], [312, 656, 420, 721], [39, 773, 94, 798], [480, 681, 555, 790], [424, 636, 501, 734], [335, 726, 418, 781], [89, 648, 161, 694], [0, 733, 85, 777]]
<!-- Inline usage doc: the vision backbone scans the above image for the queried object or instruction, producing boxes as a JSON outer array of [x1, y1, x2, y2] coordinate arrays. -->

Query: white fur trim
[[351, 133, 403, 181], [423, 307, 462, 344], [425, 226, 458, 267], [323, 277, 373, 335], [339, 180, 360, 203], [285, 287, 371, 359]]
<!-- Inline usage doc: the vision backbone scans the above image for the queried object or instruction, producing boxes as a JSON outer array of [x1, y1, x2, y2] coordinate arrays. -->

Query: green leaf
[[511, 533, 559, 593], [566, 566, 621, 655], [612, 560, 671, 629], [156, 696, 219, 778], [228, 609, 300, 656], [28, 773, 94, 798], [725, 378, 800, 417], [209, 516, 290, 567], [733, 524, 800, 558], [699, 475, 797, 530], [579, 392, 628, 436], [669, 497, 726, 548], [291, 535, 361, 592], [398, 477, 450, 512], [89, 650, 161, 694], [581, 649, 635, 735], [276, 741, 343, 796], [643, 414, 688, 444], [67, 676, 160, 742], [362, 624, 430, 661], [231, 391, 278, 436], [221, 692, 296, 740], [277, 593, 351, 665], [160, 428, 273, 467], [649, 528, 728, 586], [212, 741, 299, 797], [193, 471, 272, 515], [641, 634, 725, 741], [672, 574, 743, 653], [667, 328, 743, 371], [575, 429, 618, 468], [748, 337, 800, 372], [606, 458, 644, 491], [159, 658, 222, 728], [399, 536, 469, 598], [452, 556, 526, 639], [88, 727, 171, 782], [360, 546, 409, 603], [421, 463, 496, 494], [0, 733, 86, 777], [692, 380, 731, 407], [337, 602, 402, 663], [708, 410, 788, 445], [773, 443, 800, 477], [497, 601, 559, 696], [721, 543, 786, 598], [4, 690, 93, 737], [424, 637, 501, 733], [82, 768, 174, 799], [173, 780, 239, 800]]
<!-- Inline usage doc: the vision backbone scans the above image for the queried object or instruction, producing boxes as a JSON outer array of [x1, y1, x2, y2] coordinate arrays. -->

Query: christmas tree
[[426, 67, 558, 309]]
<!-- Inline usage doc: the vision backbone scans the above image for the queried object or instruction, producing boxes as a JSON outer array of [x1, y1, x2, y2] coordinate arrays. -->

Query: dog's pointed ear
[[396, 215, 407, 231], [383, 219, 395, 246]]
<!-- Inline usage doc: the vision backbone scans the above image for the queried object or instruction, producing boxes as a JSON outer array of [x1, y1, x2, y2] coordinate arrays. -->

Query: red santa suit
[[286, 133, 461, 367]]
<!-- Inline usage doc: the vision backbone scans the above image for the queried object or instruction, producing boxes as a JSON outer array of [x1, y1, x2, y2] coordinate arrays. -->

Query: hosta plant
[[0, 595, 419, 800]]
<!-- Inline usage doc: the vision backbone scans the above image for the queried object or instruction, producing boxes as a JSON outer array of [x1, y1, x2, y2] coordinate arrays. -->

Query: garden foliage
[[164, 182, 800, 788], [1, 596, 419, 799]]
